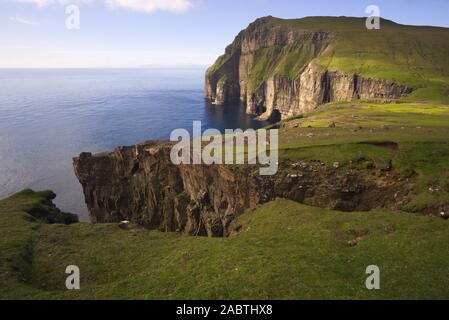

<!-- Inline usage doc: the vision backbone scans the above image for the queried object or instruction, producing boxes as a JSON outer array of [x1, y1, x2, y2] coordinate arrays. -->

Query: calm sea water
[[0, 68, 272, 221]]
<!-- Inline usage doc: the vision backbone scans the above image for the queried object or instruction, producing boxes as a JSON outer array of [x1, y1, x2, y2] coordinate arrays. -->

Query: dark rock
[[440, 206, 449, 220], [119, 220, 131, 230], [24, 189, 79, 225]]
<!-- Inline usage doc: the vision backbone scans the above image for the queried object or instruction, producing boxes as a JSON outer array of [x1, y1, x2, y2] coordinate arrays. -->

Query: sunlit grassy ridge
[[285, 103, 449, 128]]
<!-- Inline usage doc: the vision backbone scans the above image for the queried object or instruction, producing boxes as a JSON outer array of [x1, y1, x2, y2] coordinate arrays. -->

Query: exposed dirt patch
[[359, 141, 399, 152]]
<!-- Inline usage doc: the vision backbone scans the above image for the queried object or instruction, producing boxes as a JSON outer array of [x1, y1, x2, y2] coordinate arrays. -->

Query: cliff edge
[[73, 141, 413, 237]]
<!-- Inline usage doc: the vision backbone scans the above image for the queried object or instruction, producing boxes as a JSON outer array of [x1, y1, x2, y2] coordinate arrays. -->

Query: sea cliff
[[205, 16, 415, 119]]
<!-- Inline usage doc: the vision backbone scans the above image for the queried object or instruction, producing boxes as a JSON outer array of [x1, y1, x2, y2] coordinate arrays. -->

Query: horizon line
[[0, 65, 210, 70]]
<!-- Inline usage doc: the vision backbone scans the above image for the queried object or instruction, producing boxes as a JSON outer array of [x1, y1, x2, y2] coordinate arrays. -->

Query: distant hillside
[[205, 16, 449, 120]]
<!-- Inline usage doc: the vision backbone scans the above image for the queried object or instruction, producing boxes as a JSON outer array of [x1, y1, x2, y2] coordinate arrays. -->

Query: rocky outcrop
[[74, 141, 414, 237], [19, 189, 79, 224], [205, 17, 413, 119], [74, 142, 261, 237]]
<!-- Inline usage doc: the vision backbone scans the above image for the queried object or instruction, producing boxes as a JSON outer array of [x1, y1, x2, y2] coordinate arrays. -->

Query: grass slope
[[1, 192, 449, 300], [278, 102, 449, 212]]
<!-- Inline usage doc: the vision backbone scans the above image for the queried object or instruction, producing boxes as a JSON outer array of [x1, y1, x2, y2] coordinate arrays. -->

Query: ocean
[[0, 68, 272, 221]]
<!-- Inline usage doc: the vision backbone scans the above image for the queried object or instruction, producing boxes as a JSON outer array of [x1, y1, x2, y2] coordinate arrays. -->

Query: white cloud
[[9, 16, 40, 25], [12, 0, 92, 6], [9, 0, 193, 13], [104, 0, 192, 14]]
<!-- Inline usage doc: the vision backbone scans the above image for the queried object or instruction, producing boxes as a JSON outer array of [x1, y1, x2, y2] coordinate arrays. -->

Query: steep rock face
[[205, 17, 413, 119], [74, 142, 262, 237], [74, 141, 414, 237], [253, 61, 413, 120]]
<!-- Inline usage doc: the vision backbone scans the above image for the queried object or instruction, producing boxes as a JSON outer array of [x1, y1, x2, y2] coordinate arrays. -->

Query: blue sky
[[1, 0, 448, 68]]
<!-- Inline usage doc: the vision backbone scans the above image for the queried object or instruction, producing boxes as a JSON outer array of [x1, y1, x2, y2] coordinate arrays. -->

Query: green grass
[[282, 102, 449, 130], [280, 143, 394, 169], [404, 86, 449, 104], [280, 17, 449, 96], [206, 52, 232, 75], [0, 190, 64, 298], [394, 142, 449, 212], [1, 192, 449, 300]]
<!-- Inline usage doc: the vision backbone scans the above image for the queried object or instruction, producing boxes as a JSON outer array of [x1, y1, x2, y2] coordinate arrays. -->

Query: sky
[[1, 0, 448, 68]]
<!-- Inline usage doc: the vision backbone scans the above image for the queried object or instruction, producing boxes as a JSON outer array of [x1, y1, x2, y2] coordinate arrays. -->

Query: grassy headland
[[208, 16, 449, 103]]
